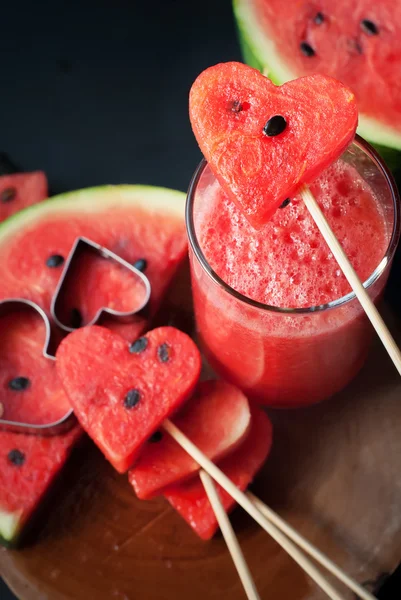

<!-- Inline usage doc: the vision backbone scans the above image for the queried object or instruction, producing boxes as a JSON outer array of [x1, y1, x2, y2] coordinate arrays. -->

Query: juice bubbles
[[187, 139, 400, 407]]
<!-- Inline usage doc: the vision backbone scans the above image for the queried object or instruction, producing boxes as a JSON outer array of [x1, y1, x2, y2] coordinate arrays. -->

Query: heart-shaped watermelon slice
[[129, 380, 251, 499], [56, 326, 202, 473], [189, 62, 358, 227], [164, 406, 272, 540]]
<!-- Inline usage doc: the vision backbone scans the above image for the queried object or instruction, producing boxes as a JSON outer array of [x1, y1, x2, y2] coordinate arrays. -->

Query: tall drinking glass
[[186, 137, 400, 407]]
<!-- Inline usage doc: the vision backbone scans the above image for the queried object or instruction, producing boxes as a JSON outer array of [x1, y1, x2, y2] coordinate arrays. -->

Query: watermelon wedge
[[0, 426, 82, 546], [0, 171, 47, 223], [233, 0, 401, 161], [189, 62, 357, 227], [56, 326, 202, 473], [164, 407, 272, 540], [129, 380, 251, 499]]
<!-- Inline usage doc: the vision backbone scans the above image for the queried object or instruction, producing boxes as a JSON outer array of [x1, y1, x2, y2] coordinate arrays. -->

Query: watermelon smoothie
[[186, 138, 400, 407]]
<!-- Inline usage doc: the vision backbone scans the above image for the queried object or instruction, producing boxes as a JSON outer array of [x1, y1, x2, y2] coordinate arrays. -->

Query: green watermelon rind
[[232, 0, 401, 162], [0, 509, 22, 547], [0, 184, 186, 243], [0, 184, 186, 546]]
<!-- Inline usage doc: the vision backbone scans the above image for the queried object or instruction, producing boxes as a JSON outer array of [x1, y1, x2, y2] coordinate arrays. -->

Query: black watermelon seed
[[361, 19, 379, 35], [70, 308, 83, 329], [133, 258, 147, 272], [1, 187, 17, 203], [8, 449, 26, 467], [124, 389, 141, 409], [263, 115, 287, 137], [157, 342, 171, 363], [280, 198, 291, 209], [230, 100, 243, 113], [46, 254, 65, 268], [149, 430, 163, 443], [129, 337, 148, 354], [314, 12, 324, 25], [8, 377, 30, 391], [300, 42, 316, 57]]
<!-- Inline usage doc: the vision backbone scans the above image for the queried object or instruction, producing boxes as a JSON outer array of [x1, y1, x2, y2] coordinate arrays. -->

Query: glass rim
[[185, 135, 401, 315]]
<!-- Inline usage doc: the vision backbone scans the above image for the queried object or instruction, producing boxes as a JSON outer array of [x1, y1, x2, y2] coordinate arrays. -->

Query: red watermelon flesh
[[0, 186, 188, 343], [56, 326, 202, 473], [189, 62, 357, 227], [129, 380, 251, 499], [0, 310, 70, 425], [164, 407, 272, 540], [0, 172, 47, 223], [251, 0, 401, 133], [0, 425, 82, 545], [55, 250, 148, 331]]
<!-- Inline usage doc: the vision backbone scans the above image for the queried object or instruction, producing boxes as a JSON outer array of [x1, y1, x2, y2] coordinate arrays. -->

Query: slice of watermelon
[[164, 406, 273, 540], [0, 184, 188, 342], [189, 62, 358, 227], [0, 308, 71, 425], [129, 380, 251, 499], [233, 0, 401, 159], [0, 425, 82, 546], [56, 326, 202, 473], [0, 171, 47, 223]]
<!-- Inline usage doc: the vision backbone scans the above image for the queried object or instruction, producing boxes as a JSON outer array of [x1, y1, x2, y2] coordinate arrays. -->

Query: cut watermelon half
[[129, 380, 251, 499], [164, 406, 273, 540], [233, 0, 401, 161], [0, 184, 188, 341], [189, 62, 357, 227], [0, 171, 47, 223], [56, 326, 202, 473]]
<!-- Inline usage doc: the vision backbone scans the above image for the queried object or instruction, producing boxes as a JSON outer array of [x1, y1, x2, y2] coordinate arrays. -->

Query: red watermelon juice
[[186, 138, 400, 407]]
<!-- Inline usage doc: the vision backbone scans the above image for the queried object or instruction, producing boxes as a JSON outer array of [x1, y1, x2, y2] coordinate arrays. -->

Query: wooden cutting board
[[1, 262, 401, 600]]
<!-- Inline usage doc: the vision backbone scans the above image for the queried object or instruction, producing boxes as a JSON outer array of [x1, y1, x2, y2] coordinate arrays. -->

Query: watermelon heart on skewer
[[189, 62, 358, 227], [164, 406, 272, 540], [56, 326, 202, 473], [129, 380, 251, 499]]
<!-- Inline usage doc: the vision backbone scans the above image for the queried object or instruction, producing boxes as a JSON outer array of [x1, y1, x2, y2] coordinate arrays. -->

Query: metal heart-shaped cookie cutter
[[50, 237, 151, 332], [0, 238, 152, 435], [0, 298, 76, 436]]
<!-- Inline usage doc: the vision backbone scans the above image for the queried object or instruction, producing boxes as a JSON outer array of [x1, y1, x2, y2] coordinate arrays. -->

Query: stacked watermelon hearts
[[189, 61, 358, 227], [128, 380, 252, 498], [56, 326, 273, 540], [0, 183, 188, 546], [164, 407, 273, 540]]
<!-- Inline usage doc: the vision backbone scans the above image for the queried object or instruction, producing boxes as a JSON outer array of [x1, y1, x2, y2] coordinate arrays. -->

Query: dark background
[[0, 0, 400, 598]]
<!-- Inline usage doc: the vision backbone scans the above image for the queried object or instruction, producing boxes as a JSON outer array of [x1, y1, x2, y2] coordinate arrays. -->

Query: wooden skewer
[[163, 419, 347, 600], [247, 492, 376, 600], [200, 470, 261, 600], [300, 184, 401, 376]]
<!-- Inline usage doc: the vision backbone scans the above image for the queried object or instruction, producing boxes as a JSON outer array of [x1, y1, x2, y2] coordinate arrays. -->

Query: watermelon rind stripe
[[0, 508, 21, 545], [233, 0, 401, 156], [0, 184, 186, 243]]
